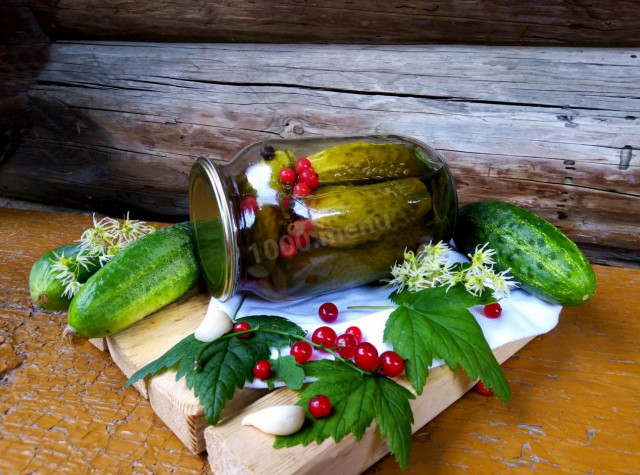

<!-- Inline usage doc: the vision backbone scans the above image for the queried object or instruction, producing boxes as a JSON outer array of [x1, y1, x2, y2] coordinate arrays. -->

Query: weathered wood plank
[[28, 0, 640, 45], [1, 43, 638, 264], [0, 0, 50, 164]]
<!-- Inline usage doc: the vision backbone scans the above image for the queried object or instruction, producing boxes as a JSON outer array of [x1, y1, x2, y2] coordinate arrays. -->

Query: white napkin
[[207, 250, 562, 389]]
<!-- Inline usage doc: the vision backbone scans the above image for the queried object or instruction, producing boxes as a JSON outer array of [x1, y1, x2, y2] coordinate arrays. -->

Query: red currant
[[293, 232, 310, 250], [279, 167, 297, 185], [318, 302, 339, 323], [308, 394, 331, 418], [475, 380, 494, 397], [241, 196, 258, 214], [311, 326, 337, 350], [298, 169, 319, 190], [334, 333, 357, 359], [379, 351, 405, 378], [233, 321, 251, 338], [345, 326, 363, 344], [295, 157, 312, 174], [252, 360, 271, 380], [290, 341, 313, 363], [287, 219, 312, 237], [483, 303, 502, 318], [293, 182, 311, 196], [354, 342, 379, 371], [279, 236, 299, 259]]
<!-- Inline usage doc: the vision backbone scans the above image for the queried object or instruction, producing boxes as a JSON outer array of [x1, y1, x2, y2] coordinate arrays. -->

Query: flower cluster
[[389, 242, 515, 297], [52, 213, 155, 298], [79, 213, 155, 266]]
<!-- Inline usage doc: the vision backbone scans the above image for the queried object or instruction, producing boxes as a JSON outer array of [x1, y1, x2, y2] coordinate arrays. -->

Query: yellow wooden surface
[[1, 208, 639, 474]]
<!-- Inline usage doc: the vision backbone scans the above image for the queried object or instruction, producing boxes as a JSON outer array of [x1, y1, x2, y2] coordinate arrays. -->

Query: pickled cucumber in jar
[[212, 136, 458, 301], [307, 141, 431, 184], [294, 178, 432, 248]]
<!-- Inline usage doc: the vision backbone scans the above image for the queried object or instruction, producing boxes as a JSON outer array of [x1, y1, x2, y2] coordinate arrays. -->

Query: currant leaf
[[268, 355, 305, 390], [274, 359, 415, 470], [385, 283, 510, 402], [125, 315, 306, 425]]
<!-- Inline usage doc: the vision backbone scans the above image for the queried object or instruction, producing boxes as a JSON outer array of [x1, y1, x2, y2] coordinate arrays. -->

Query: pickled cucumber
[[300, 177, 432, 247], [264, 228, 426, 299], [307, 142, 429, 184], [247, 205, 286, 265]]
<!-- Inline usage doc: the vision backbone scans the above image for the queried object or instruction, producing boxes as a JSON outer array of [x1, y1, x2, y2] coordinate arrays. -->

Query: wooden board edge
[[204, 337, 534, 474]]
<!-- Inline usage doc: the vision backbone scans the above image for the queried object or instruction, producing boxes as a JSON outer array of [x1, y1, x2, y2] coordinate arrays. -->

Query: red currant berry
[[308, 394, 331, 418], [483, 303, 502, 318], [253, 360, 271, 380], [311, 326, 337, 350], [295, 157, 312, 174], [354, 342, 379, 371], [287, 219, 312, 237], [293, 182, 311, 196], [334, 333, 357, 359], [233, 321, 251, 338], [379, 351, 405, 378], [293, 232, 310, 250], [475, 380, 494, 397], [279, 167, 297, 186], [345, 326, 363, 344], [279, 236, 299, 259], [290, 341, 313, 363], [241, 196, 258, 214], [298, 169, 319, 190], [318, 302, 339, 323]]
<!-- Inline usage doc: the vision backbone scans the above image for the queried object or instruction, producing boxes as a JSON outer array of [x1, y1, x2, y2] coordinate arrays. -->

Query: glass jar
[[189, 135, 457, 302]]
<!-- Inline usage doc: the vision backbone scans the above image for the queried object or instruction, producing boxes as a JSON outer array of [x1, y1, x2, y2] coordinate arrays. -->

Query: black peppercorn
[[260, 145, 276, 160]]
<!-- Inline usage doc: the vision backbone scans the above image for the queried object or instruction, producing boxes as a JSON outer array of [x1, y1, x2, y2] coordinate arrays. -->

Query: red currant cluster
[[279, 157, 319, 197], [290, 303, 406, 378]]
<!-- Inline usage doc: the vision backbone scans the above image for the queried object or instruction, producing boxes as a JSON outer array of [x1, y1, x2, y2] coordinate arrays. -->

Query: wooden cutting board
[[92, 292, 533, 471]]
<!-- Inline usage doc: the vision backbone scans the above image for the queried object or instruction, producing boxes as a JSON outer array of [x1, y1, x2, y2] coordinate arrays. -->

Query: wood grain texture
[[1, 43, 638, 264], [2, 207, 640, 474], [0, 0, 50, 164], [28, 0, 640, 45]]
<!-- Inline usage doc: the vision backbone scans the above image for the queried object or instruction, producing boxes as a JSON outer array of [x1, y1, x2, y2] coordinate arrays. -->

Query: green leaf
[[125, 314, 307, 425], [186, 336, 271, 425], [374, 377, 415, 471], [385, 284, 510, 402], [274, 359, 415, 469], [268, 355, 305, 390]]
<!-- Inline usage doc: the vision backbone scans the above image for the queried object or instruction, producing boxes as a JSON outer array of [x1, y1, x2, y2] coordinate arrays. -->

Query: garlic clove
[[241, 405, 306, 436], [194, 306, 233, 342]]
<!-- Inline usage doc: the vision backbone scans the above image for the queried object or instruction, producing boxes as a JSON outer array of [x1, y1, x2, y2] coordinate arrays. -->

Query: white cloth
[[208, 251, 562, 389]]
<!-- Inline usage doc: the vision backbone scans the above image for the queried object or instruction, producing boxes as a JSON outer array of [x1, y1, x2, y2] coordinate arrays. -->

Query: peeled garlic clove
[[194, 305, 233, 342], [241, 405, 305, 436]]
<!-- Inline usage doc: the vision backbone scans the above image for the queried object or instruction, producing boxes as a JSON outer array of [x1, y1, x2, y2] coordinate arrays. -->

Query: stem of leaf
[[347, 306, 397, 310]]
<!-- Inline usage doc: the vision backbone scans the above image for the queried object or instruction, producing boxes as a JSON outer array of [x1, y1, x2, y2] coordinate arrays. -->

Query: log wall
[[1, 42, 638, 265], [29, 0, 640, 45]]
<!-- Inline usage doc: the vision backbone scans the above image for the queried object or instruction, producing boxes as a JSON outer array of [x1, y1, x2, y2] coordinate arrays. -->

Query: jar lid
[[188, 157, 239, 301]]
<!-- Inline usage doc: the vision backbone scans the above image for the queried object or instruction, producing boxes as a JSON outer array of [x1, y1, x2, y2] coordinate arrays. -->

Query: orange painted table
[[1, 208, 639, 474]]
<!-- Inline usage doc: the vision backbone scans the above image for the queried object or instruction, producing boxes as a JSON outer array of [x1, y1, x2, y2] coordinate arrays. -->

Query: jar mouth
[[189, 157, 239, 302]]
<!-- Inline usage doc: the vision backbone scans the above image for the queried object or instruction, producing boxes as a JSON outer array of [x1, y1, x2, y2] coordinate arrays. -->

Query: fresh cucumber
[[29, 244, 100, 310], [454, 200, 596, 306], [67, 222, 200, 338]]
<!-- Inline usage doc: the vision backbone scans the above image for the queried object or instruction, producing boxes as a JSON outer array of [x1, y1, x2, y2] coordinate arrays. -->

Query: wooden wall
[[1, 42, 638, 265], [1, 2, 639, 266], [29, 0, 640, 45]]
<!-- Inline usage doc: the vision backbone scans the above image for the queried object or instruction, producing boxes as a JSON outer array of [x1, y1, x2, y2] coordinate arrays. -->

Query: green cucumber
[[67, 222, 200, 338], [29, 244, 100, 310], [454, 200, 596, 306]]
